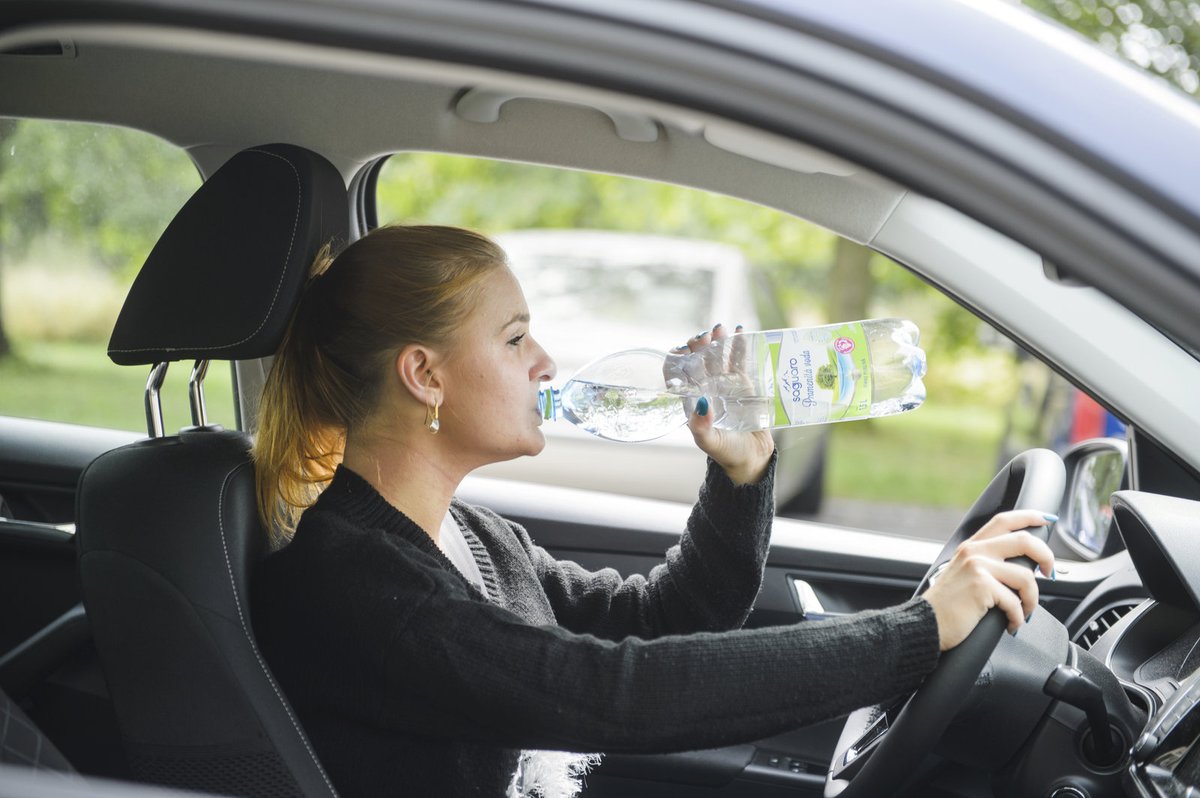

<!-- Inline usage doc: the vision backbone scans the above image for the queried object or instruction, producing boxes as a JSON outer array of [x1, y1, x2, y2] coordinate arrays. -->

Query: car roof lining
[[0, 23, 906, 245]]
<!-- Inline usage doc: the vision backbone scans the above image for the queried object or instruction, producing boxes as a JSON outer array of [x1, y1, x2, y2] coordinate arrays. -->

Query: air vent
[[1074, 602, 1139, 651]]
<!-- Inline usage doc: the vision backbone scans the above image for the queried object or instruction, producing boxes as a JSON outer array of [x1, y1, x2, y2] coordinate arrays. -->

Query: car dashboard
[[1079, 491, 1200, 798]]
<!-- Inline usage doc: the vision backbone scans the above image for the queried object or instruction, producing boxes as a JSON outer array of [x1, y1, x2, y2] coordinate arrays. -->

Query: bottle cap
[[538, 388, 561, 421]]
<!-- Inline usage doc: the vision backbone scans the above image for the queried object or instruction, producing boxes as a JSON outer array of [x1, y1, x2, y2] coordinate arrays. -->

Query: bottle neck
[[538, 387, 562, 421]]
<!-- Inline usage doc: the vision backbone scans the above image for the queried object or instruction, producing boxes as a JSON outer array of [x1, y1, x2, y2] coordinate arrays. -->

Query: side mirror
[[1057, 438, 1129, 560]]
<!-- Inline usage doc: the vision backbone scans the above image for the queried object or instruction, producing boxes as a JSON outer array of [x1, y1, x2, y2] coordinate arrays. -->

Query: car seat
[[76, 144, 348, 798]]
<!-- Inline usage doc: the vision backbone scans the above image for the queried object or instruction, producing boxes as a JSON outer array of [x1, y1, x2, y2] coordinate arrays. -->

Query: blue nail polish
[[696, 396, 710, 417], [696, 331, 708, 339], [1008, 628, 1018, 637], [712, 323, 723, 331], [1051, 567, 1057, 581], [1043, 513, 1059, 523]]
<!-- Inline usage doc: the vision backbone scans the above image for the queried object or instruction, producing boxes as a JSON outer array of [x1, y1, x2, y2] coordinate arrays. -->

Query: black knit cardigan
[[251, 457, 938, 797]]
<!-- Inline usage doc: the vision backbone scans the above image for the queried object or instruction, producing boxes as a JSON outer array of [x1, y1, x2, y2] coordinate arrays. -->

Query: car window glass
[[375, 153, 1101, 543], [0, 119, 234, 433], [512, 255, 714, 336]]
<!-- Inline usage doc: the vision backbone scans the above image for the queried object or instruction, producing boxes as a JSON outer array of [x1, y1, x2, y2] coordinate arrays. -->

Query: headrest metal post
[[189, 359, 210, 428], [144, 362, 169, 439]]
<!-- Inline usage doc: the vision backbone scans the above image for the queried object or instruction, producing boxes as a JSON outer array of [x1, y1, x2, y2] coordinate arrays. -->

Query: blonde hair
[[253, 224, 507, 543]]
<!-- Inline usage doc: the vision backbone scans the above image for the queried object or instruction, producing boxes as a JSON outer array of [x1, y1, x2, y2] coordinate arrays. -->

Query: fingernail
[[696, 396, 710, 417], [1043, 513, 1059, 523], [735, 324, 744, 331], [1008, 628, 1018, 637], [712, 323, 723, 332], [1025, 611, 1033, 623], [695, 331, 708, 339], [1051, 567, 1057, 581]]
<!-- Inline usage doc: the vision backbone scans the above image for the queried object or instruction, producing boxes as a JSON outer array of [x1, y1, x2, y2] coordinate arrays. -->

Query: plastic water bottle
[[538, 319, 926, 443]]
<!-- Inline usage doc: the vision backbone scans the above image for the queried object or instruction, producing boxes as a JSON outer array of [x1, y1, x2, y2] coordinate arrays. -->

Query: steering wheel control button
[[743, 750, 822, 787]]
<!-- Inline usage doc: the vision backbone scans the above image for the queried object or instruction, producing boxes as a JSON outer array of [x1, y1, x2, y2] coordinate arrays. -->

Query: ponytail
[[254, 243, 347, 543]]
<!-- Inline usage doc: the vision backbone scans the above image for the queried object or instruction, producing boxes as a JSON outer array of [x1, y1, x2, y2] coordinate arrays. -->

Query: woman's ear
[[395, 345, 441, 404]]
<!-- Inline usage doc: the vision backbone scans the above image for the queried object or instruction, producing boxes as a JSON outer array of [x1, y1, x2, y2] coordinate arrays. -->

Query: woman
[[251, 225, 1054, 798]]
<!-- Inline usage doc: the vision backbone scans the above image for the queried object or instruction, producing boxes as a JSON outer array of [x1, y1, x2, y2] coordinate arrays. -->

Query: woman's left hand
[[671, 324, 775, 485]]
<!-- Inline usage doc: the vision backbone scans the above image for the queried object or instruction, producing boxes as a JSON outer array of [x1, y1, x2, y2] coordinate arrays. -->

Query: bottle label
[[767, 323, 873, 425]]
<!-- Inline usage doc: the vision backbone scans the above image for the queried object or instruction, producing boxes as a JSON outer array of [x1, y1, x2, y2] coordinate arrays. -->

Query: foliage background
[[1017, 0, 1200, 92]]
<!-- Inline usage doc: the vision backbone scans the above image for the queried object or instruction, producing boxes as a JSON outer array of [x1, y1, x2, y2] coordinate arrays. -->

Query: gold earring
[[423, 369, 440, 433], [425, 401, 440, 434]]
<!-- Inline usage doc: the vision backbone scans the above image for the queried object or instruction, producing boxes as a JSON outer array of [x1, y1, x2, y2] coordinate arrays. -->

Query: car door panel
[[0, 420, 96, 679], [0, 417, 140, 524], [0, 522, 79, 657], [0, 418, 136, 658], [0, 419, 135, 779]]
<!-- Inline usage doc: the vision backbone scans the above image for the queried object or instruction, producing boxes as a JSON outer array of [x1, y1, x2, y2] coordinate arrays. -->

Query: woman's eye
[[508, 333, 526, 346]]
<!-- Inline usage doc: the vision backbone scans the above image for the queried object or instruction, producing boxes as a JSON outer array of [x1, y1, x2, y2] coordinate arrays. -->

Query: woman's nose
[[535, 343, 557, 382], [540, 357, 557, 383]]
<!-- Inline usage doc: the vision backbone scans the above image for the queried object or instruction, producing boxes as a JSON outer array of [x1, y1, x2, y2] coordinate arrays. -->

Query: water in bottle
[[538, 319, 926, 443]]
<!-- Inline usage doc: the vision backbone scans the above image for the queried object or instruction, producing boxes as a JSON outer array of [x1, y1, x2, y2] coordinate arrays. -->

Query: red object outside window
[[1069, 390, 1107, 444]]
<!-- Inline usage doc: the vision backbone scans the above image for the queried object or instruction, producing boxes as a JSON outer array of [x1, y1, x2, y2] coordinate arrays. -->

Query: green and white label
[[766, 323, 873, 425]]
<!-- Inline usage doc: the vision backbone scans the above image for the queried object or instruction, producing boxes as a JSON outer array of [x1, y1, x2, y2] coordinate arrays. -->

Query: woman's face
[[438, 265, 557, 468]]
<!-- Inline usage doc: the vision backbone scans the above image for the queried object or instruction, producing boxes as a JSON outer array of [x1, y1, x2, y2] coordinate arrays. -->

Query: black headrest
[[107, 144, 348, 366]]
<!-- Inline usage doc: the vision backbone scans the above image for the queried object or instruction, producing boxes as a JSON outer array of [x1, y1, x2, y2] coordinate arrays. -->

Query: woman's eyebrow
[[499, 313, 530, 332]]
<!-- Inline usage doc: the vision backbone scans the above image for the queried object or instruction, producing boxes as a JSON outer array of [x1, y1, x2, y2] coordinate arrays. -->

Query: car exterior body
[[1, 1, 1199, 797]]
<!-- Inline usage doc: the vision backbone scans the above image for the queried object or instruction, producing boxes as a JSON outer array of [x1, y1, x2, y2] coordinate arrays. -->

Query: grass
[[825, 399, 1006, 508], [0, 341, 237, 433], [2, 266, 128, 343]]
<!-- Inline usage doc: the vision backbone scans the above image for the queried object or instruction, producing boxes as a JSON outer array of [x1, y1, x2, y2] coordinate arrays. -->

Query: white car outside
[[474, 229, 827, 509]]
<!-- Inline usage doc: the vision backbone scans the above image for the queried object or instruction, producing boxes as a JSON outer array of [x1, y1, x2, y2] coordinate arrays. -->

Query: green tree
[[828, 239, 872, 325], [0, 119, 197, 356], [378, 154, 834, 318], [0, 119, 17, 358], [1020, 0, 1200, 95]]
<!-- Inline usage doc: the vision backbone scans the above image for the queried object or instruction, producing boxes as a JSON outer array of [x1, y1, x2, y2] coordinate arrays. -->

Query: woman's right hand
[[666, 324, 775, 486], [921, 510, 1057, 652]]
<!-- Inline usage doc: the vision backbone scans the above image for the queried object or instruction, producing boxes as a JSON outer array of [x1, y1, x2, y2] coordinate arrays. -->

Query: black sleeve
[[525, 453, 778, 640], [378, 563, 939, 755]]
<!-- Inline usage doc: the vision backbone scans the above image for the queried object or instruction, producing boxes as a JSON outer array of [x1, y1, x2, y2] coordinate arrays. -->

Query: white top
[[439, 512, 486, 596]]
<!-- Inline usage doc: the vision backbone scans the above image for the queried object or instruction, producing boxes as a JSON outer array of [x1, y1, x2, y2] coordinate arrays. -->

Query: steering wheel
[[825, 448, 1065, 798]]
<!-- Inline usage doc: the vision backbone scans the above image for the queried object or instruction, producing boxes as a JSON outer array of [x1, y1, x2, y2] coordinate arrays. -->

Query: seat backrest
[[76, 144, 348, 798]]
